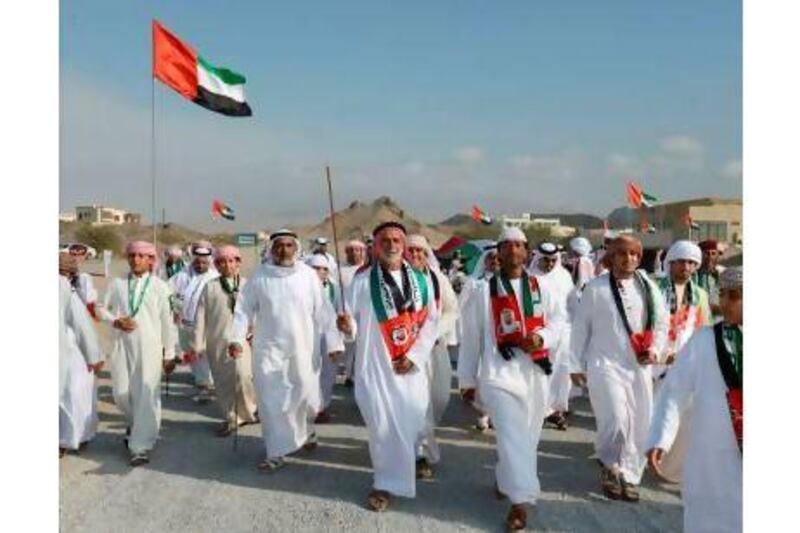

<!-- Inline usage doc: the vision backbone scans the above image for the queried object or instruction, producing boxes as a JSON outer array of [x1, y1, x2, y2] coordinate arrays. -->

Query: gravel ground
[[60, 258, 683, 532]]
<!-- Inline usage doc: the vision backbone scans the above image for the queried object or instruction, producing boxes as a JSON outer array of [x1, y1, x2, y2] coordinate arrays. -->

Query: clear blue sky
[[61, 0, 742, 230]]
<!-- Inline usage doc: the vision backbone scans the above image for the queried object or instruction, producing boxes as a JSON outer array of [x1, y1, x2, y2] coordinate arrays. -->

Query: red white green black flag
[[152, 20, 252, 117]]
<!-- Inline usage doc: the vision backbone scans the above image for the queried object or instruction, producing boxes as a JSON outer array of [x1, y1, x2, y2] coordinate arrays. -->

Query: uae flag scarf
[[714, 323, 743, 453], [369, 262, 430, 361], [489, 272, 552, 375], [661, 278, 704, 347], [609, 270, 656, 362]]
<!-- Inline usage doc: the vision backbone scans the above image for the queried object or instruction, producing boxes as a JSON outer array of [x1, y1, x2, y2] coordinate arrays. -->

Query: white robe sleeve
[[568, 283, 594, 373], [536, 281, 566, 351], [648, 333, 700, 451], [435, 272, 459, 341], [316, 279, 345, 354], [342, 275, 361, 343], [230, 274, 258, 346], [97, 280, 120, 324], [66, 290, 102, 366], [159, 283, 178, 359], [456, 282, 484, 390], [188, 286, 208, 354]]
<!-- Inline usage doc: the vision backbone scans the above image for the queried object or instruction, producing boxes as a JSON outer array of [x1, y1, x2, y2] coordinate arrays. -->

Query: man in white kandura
[[647, 267, 743, 533], [458, 227, 566, 531], [170, 241, 218, 402], [307, 253, 345, 423], [59, 253, 103, 458], [528, 242, 576, 431], [99, 241, 178, 466], [336, 222, 440, 512], [228, 230, 343, 472], [405, 234, 459, 479], [458, 243, 499, 432], [569, 235, 669, 501], [647, 240, 713, 481], [186, 245, 258, 437]]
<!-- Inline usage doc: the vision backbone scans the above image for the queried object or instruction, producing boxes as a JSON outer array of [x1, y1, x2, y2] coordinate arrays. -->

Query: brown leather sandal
[[505, 504, 527, 531], [416, 458, 434, 480], [620, 475, 640, 502], [600, 467, 623, 500], [367, 489, 390, 512]]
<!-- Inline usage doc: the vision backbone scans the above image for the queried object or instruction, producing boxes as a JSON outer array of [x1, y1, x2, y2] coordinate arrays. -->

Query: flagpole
[[151, 75, 158, 249]]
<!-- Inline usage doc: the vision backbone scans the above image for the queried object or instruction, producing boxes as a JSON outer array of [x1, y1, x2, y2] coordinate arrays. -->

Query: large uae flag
[[152, 20, 252, 117]]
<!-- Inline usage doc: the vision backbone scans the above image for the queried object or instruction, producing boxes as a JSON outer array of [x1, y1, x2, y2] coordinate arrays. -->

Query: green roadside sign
[[236, 233, 258, 247]]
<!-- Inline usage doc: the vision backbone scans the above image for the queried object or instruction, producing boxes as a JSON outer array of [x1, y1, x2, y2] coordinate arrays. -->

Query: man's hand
[[664, 351, 676, 365], [646, 447, 666, 478], [182, 349, 199, 364], [570, 372, 587, 387], [328, 351, 344, 360], [114, 316, 137, 333], [87, 362, 104, 374], [392, 356, 414, 375], [460, 388, 476, 403], [163, 358, 177, 375], [637, 349, 659, 366], [228, 343, 243, 359], [519, 333, 544, 353], [336, 314, 354, 336]]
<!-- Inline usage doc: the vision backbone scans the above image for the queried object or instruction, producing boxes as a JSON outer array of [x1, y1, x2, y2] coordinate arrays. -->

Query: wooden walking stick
[[325, 166, 346, 315]]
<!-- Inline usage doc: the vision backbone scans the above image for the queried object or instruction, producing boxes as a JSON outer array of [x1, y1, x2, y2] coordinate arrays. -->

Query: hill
[[294, 196, 452, 248]]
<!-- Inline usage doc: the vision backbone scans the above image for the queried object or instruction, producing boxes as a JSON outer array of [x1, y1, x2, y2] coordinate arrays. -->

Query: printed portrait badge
[[500, 308, 521, 335], [391, 326, 409, 346]]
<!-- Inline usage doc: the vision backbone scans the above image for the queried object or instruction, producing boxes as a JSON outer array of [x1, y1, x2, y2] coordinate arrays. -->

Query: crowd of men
[[58, 226, 742, 532]]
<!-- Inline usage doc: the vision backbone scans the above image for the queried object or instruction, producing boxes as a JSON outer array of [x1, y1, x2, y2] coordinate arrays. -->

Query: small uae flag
[[639, 219, 657, 234], [212, 199, 236, 221], [626, 181, 658, 208], [153, 20, 252, 117], [683, 213, 700, 230], [471, 205, 493, 225]]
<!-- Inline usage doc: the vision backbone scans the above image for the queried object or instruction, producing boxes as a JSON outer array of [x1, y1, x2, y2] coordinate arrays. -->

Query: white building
[[501, 213, 576, 238], [59, 211, 77, 223], [74, 205, 141, 226]]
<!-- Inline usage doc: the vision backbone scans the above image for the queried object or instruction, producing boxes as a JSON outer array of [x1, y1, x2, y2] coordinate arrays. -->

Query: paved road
[[60, 365, 683, 532]]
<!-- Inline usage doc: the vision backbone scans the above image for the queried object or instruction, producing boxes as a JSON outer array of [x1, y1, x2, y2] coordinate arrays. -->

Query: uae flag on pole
[[152, 20, 252, 117], [471, 205, 493, 225], [626, 181, 658, 208], [212, 199, 236, 221], [683, 213, 700, 230]]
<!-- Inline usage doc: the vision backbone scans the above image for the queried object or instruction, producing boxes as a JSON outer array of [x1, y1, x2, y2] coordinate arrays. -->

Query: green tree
[[74, 224, 124, 254]]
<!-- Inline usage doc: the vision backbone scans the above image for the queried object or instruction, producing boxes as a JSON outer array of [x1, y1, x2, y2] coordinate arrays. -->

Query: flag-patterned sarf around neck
[[152, 20, 252, 117]]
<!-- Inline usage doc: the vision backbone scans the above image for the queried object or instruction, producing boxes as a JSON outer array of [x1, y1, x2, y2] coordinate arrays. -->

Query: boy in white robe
[[186, 245, 258, 436], [59, 254, 103, 457], [170, 241, 218, 402], [228, 230, 343, 472], [647, 267, 742, 533], [458, 227, 566, 531], [405, 234, 459, 478], [307, 253, 345, 423], [99, 241, 178, 466], [569, 235, 669, 501], [339, 240, 367, 387], [336, 222, 440, 511]]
